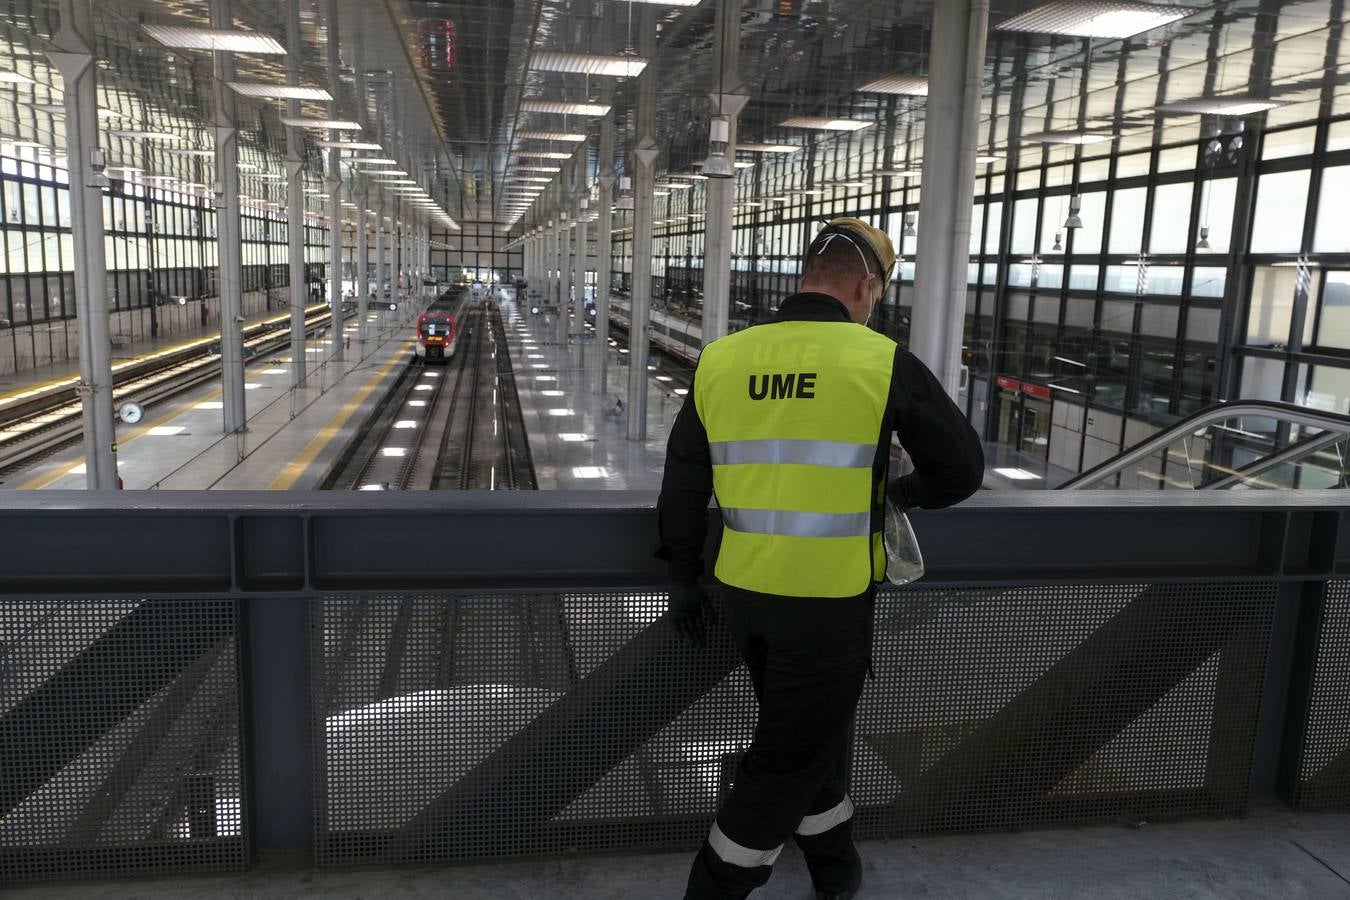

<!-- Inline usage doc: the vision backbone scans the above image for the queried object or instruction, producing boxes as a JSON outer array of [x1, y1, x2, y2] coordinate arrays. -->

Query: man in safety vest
[[656, 217, 984, 900]]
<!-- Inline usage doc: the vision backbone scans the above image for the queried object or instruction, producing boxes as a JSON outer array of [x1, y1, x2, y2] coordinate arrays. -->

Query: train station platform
[[504, 298, 684, 491], [6, 805, 1349, 898], [6, 302, 424, 490]]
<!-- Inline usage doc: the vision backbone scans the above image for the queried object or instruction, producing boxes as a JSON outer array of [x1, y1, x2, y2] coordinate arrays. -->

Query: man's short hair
[[803, 229, 877, 284]]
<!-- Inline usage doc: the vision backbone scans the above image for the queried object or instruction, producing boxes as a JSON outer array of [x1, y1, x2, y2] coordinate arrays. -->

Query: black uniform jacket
[[655, 291, 985, 588]]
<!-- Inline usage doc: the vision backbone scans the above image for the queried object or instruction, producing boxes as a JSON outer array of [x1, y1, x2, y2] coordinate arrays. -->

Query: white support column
[[284, 0, 306, 388], [572, 139, 589, 361], [354, 62, 369, 353], [50, 0, 116, 488], [596, 111, 615, 393], [912, 0, 988, 397], [325, 0, 343, 362], [628, 16, 658, 440], [557, 195, 571, 346], [212, 0, 246, 432], [700, 0, 748, 345], [375, 202, 385, 304]]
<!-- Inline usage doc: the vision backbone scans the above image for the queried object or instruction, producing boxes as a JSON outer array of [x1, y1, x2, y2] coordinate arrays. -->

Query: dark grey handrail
[[1060, 400, 1350, 490]]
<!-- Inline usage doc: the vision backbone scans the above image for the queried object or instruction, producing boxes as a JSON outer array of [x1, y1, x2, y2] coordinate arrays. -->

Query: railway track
[[0, 304, 340, 476], [326, 296, 535, 492]]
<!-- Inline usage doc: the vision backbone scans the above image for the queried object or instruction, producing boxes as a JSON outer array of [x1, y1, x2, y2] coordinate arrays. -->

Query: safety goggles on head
[[813, 225, 895, 294]]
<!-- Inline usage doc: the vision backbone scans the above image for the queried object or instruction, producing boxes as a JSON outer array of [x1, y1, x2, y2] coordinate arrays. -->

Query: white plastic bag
[[883, 497, 925, 586]]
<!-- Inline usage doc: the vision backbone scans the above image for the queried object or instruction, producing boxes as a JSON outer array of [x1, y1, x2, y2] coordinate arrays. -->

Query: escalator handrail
[[1059, 399, 1350, 490]]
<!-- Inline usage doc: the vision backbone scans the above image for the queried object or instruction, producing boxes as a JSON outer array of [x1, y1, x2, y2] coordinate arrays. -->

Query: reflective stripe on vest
[[710, 438, 874, 468], [722, 507, 872, 539]]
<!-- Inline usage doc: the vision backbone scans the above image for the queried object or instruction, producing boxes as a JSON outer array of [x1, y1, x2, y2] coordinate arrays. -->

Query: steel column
[[911, 0, 988, 397], [50, 0, 116, 488], [325, 0, 344, 362], [284, 0, 306, 388], [700, 0, 747, 345], [212, 0, 247, 432], [627, 11, 658, 440], [596, 111, 615, 393], [572, 141, 589, 359], [354, 61, 369, 353]]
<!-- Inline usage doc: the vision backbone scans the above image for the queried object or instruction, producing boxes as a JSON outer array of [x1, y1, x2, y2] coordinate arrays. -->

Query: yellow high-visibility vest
[[694, 320, 896, 597]]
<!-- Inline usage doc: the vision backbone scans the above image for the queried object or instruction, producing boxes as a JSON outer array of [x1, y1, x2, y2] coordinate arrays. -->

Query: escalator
[[1059, 400, 1350, 490]]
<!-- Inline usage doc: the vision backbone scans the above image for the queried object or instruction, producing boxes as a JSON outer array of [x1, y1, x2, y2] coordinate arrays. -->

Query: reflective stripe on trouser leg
[[707, 821, 784, 869], [796, 795, 854, 836]]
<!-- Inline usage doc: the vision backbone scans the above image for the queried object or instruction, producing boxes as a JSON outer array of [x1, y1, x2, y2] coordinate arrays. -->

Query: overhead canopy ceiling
[[0, 0, 1347, 237]]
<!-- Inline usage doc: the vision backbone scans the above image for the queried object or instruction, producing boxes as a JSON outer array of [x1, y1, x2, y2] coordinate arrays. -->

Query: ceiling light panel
[[142, 25, 286, 54], [0, 71, 35, 84], [780, 116, 874, 132], [515, 165, 561, 173], [520, 100, 612, 116], [996, 1, 1197, 39], [109, 130, 182, 142], [1023, 130, 1114, 144], [1157, 97, 1283, 115], [228, 83, 331, 100], [516, 130, 587, 143], [510, 176, 555, 183], [738, 143, 801, 154], [857, 74, 929, 96], [529, 52, 648, 78], [319, 140, 385, 150], [280, 117, 362, 130], [515, 151, 572, 160]]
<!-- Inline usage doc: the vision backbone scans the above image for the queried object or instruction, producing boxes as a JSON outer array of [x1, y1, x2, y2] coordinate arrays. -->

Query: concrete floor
[[9, 807, 1350, 899]]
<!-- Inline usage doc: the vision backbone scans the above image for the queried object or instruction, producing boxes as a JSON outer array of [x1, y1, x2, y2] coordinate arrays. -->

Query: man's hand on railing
[[667, 583, 711, 649]]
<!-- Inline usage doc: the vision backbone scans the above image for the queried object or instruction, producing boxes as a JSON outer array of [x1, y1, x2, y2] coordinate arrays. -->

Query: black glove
[[667, 583, 710, 649]]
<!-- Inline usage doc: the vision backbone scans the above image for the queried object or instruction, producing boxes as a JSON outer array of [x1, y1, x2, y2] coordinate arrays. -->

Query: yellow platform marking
[[269, 343, 411, 490]]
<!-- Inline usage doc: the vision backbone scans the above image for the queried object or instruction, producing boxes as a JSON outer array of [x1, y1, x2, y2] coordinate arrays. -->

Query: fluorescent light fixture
[[1023, 130, 1114, 145], [653, 190, 670, 197], [993, 467, 1042, 481], [510, 175, 554, 183], [996, 1, 1196, 39], [529, 52, 647, 78], [319, 140, 384, 150], [228, 83, 331, 100], [858, 74, 929, 96], [163, 148, 214, 157], [515, 150, 572, 160], [371, 177, 416, 184], [834, 180, 868, 188], [659, 182, 693, 191], [1157, 96, 1283, 116], [515, 130, 586, 143], [0, 71, 35, 84], [520, 99, 612, 116], [110, 130, 182, 142], [515, 165, 562, 173], [780, 116, 873, 132], [280, 116, 362, 130], [667, 173, 707, 180], [976, 154, 1002, 164], [876, 168, 920, 177], [734, 160, 755, 169], [142, 25, 286, 54], [352, 158, 401, 167], [738, 143, 801, 154]]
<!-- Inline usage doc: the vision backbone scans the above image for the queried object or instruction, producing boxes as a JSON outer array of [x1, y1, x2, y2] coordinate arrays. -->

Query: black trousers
[[685, 585, 873, 900]]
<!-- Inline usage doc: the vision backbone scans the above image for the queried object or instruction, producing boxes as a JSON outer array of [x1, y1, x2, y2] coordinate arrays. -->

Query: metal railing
[[1061, 400, 1350, 490], [0, 491, 1346, 883]]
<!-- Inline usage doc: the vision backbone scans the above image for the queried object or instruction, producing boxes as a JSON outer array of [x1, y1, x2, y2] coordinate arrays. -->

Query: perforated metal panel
[[0, 598, 246, 885], [1292, 580, 1350, 811], [312, 581, 1275, 866]]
